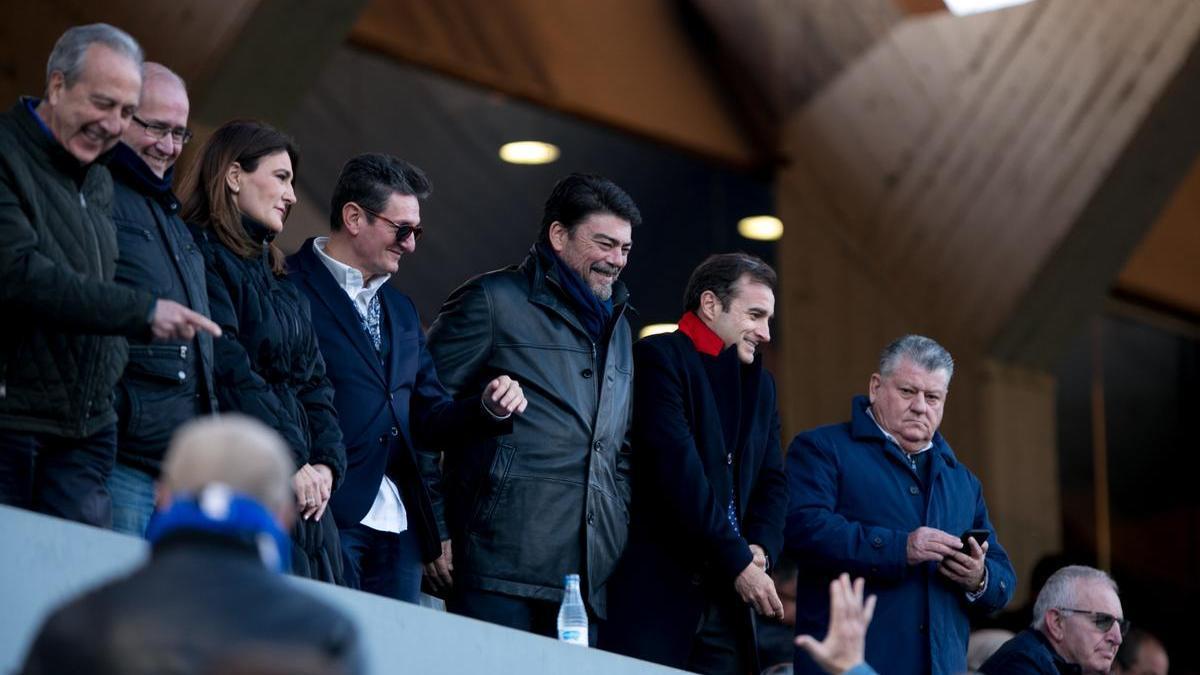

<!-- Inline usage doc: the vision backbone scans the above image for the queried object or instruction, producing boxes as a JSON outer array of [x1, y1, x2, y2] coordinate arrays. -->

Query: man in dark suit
[[601, 253, 788, 673], [287, 154, 526, 603]]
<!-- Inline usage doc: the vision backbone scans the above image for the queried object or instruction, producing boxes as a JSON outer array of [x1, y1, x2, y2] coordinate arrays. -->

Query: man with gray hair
[[0, 24, 218, 528], [19, 415, 362, 675], [785, 335, 1016, 675], [980, 565, 1126, 674]]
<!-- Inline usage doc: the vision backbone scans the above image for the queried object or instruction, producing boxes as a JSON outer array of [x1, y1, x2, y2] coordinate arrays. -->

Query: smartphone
[[960, 528, 990, 549]]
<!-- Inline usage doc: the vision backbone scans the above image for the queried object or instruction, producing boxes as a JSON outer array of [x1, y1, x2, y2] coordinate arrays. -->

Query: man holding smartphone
[[784, 335, 1016, 675]]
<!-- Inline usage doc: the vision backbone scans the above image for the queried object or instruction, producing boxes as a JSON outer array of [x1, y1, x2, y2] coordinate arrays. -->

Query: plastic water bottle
[[557, 573, 588, 646]]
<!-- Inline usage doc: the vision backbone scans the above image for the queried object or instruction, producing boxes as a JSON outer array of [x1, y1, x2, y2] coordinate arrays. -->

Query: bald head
[[120, 61, 189, 179], [161, 415, 294, 517]]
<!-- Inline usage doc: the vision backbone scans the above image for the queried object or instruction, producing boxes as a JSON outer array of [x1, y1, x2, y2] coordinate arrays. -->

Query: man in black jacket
[[0, 24, 217, 528], [601, 253, 788, 672], [426, 173, 639, 640], [108, 63, 217, 536], [19, 414, 362, 675]]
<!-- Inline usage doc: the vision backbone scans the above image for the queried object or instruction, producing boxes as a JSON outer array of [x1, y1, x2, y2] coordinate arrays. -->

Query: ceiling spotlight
[[943, 0, 1035, 16], [499, 141, 560, 165], [639, 323, 677, 339], [737, 216, 783, 241]]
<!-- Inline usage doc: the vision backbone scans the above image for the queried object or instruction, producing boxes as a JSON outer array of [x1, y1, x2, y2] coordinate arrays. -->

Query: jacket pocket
[[471, 442, 515, 531], [125, 344, 192, 384]]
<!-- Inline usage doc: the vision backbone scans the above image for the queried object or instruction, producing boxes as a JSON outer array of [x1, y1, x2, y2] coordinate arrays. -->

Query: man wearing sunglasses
[[981, 565, 1126, 674], [107, 62, 218, 536], [287, 153, 526, 604]]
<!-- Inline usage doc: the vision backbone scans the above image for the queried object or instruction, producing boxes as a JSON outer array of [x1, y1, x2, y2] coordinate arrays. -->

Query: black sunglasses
[[1057, 608, 1130, 636], [358, 204, 423, 243]]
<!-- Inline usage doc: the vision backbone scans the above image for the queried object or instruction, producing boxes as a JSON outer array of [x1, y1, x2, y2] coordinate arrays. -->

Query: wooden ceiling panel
[[779, 0, 1200, 369], [1117, 156, 1200, 317], [351, 0, 759, 166]]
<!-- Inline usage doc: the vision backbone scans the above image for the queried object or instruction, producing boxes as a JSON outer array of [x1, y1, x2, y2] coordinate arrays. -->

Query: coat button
[[390, 426, 399, 437], [388, 393, 395, 401], [727, 453, 733, 465], [587, 512, 595, 525], [909, 485, 920, 495], [581, 368, 593, 378], [593, 441, 602, 452], [871, 536, 883, 548], [178, 370, 187, 381]]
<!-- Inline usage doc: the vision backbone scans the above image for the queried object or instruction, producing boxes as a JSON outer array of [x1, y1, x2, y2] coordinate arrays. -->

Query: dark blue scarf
[[146, 485, 291, 573], [539, 242, 613, 343], [107, 140, 175, 199]]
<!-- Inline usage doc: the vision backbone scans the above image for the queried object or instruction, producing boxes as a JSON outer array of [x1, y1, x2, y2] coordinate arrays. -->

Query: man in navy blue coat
[[601, 253, 788, 673], [785, 335, 1016, 675], [287, 154, 526, 603]]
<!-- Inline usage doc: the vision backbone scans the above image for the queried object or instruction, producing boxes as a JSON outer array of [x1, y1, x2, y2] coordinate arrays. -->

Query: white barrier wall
[[0, 505, 682, 675]]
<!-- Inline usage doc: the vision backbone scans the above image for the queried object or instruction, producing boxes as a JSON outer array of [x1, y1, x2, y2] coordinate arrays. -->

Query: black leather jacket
[[109, 145, 217, 475], [426, 245, 633, 617]]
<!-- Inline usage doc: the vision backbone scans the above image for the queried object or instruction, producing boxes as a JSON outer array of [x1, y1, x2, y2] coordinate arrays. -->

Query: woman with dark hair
[[178, 120, 347, 583]]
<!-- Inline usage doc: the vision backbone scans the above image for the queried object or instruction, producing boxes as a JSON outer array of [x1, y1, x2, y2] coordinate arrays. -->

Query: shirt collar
[[677, 311, 725, 356], [866, 406, 932, 455], [312, 237, 390, 300]]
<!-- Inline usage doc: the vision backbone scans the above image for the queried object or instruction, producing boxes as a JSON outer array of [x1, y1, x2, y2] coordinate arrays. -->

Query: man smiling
[[108, 63, 218, 536], [425, 173, 639, 641], [601, 253, 788, 672], [0, 25, 217, 528], [785, 335, 1016, 675]]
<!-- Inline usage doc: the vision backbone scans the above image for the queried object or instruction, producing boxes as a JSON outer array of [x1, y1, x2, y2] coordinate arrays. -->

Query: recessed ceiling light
[[737, 216, 783, 241], [639, 323, 677, 339], [499, 141, 560, 165], [944, 0, 1035, 16]]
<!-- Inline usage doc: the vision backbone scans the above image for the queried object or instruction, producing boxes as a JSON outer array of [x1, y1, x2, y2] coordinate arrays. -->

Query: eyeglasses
[[1056, 608, 1130, 636], [132, 115, 193, 145], [357, 204, 423, 242]]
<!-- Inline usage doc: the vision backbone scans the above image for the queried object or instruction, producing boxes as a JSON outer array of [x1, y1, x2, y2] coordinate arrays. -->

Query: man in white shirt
[[286, 154, 525, 602]]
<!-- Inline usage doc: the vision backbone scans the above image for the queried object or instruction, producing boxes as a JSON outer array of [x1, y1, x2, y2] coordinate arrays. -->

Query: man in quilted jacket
[[0, 24, 216, 527]]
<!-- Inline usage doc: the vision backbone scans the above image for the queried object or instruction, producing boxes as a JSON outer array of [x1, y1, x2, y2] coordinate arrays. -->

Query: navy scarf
[[539, 242, 613, 343], [146, 484, 291, 573], [107, 140, 175, 199]]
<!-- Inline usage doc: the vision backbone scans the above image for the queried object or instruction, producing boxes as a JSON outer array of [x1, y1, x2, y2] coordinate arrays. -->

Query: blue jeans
[[339, 523, 423, 603], [0, 424, 117, 527], [108, 463, 155, 537]]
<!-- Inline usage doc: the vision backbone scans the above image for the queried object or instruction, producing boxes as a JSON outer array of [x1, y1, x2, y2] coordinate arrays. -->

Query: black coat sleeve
[[632, 338, 753, 582], [740, 375, 788, 566]]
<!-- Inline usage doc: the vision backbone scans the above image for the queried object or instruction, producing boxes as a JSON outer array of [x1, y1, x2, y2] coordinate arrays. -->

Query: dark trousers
[[686, 594, 752, 675], [339, 523, 423, 603], [0, 424, 117, 528], [449, 586, 599, 645]]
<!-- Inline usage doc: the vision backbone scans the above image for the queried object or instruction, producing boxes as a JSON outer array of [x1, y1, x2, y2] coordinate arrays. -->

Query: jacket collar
[[848, 394, 957, 468], [105, 140, 180, 210], [241, 214, 276, 245], [520, 244, 632, 338], [677, 311, 725, 356], [291, 238, 388, 384], [12, 97, 94, 181]]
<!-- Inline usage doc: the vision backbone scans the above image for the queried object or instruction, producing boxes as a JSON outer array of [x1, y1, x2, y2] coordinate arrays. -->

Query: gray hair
[[46, 23, 143, 88], [1032, 565, 1119, 630], [161, 414, 294, 513], [143, 62, 187, 93], [879, 334, 955, 382]]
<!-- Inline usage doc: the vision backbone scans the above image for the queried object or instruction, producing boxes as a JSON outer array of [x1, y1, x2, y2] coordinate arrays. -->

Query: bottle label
[[558, 629, 587, 646]]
